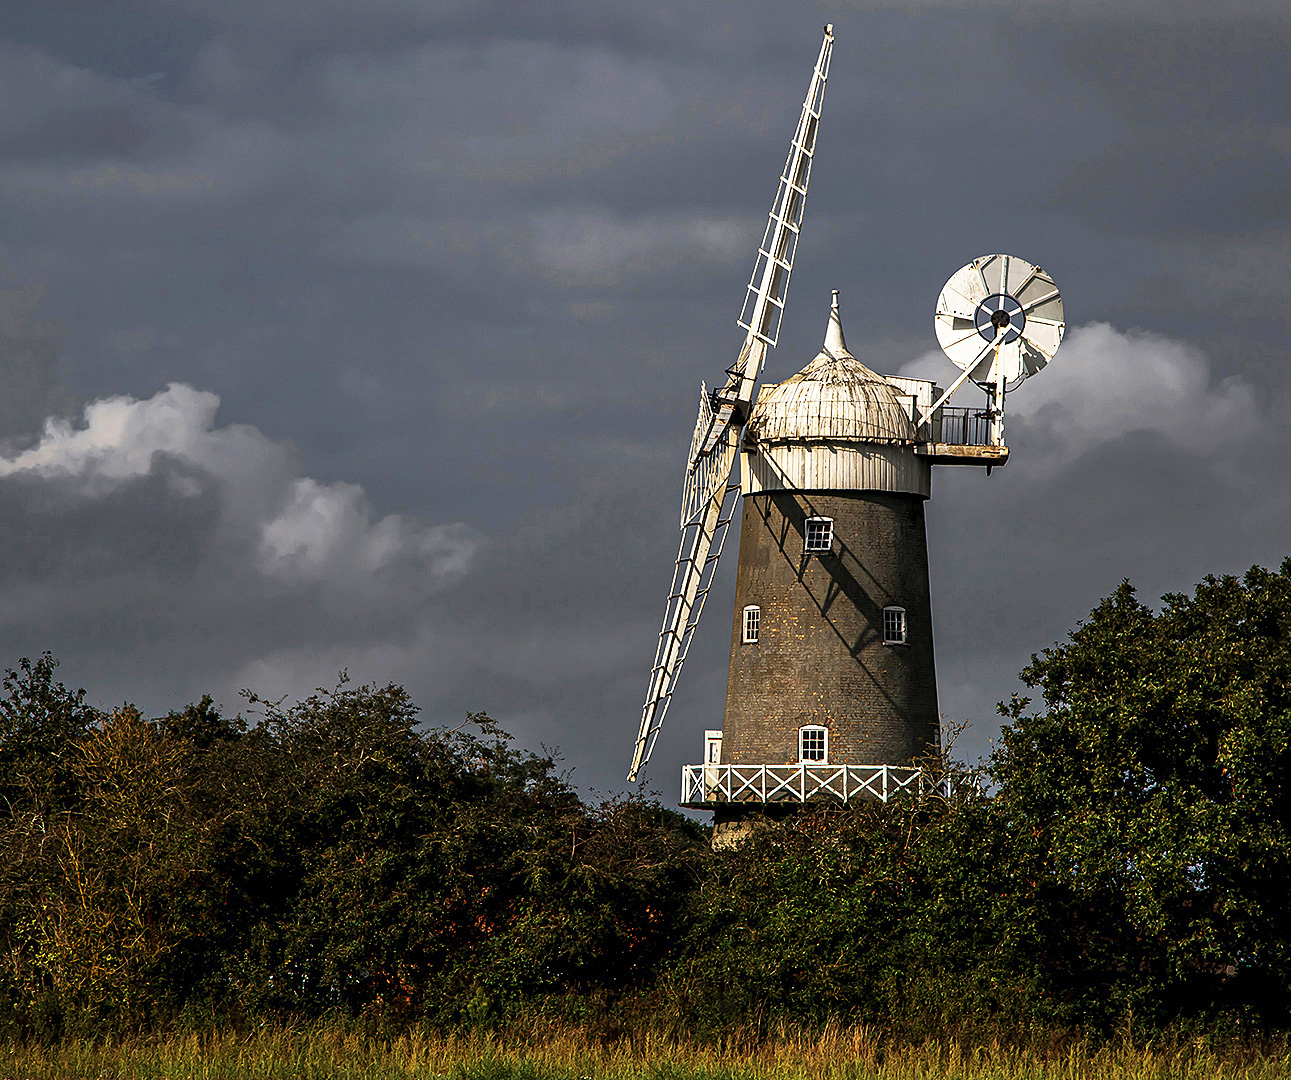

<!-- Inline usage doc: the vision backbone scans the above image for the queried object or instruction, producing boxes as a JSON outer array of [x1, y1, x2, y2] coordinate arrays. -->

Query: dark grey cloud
[[0, 282, 64, 441], [0, 0, 1285, 795]]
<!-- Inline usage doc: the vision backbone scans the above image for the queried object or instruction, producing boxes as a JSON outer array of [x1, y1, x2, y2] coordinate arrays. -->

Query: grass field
[[4, 1025, 1289, 1080]]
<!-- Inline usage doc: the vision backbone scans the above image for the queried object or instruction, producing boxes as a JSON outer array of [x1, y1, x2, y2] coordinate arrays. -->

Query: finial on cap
[[823, 289, 848, 358]]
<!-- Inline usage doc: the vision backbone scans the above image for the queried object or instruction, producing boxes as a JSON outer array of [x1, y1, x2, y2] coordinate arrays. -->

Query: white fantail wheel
[[934, 254, 1065, 390]]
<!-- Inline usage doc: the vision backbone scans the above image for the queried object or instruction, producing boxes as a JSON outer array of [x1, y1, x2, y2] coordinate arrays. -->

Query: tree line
[[4, 561, 1291, 1041]]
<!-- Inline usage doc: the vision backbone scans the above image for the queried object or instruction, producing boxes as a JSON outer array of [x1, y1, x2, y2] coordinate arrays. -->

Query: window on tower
[[799, 725, 828, 763], [804, 517, 833, 552], [742, 605, 760, 644], [883, 606, 908, 645]]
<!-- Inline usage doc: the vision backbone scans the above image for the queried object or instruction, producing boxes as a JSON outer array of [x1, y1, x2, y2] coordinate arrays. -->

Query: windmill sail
[[628, 25, 834, 782]]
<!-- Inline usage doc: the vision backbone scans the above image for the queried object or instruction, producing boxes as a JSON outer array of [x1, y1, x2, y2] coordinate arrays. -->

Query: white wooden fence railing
[[681, 763, 952, 807]]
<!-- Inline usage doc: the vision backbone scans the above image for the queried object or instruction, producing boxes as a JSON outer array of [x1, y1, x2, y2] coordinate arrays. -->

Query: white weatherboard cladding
[[745, 331, 928, 495], [743, 441, 930, 496], [882, 375, 941, 427]]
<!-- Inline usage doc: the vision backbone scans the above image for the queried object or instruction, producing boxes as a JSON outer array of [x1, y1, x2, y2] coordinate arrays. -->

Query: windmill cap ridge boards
[[749, 292, 916, 446]]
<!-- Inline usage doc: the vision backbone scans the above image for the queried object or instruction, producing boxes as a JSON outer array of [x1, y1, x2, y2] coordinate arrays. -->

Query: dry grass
[[3, 1023, 1288, 1080]]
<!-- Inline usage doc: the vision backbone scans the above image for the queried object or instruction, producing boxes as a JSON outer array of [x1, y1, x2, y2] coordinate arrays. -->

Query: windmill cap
[[749, 291, 917, 445]]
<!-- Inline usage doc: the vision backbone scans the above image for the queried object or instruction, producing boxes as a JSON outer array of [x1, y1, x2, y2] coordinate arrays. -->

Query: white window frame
[[742, 605, 760, 644], [704, 729, 723, 765], [804, 516, 834, 553], [798, 725, 828, 764], [883, 605, 908, 646]]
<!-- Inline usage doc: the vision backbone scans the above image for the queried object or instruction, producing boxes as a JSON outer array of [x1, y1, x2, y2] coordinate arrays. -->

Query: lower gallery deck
[[680, 761, 947, 808]]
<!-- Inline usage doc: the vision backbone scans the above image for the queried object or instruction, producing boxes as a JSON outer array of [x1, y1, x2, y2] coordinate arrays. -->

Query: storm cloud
[[0, 0, 1286, 792]]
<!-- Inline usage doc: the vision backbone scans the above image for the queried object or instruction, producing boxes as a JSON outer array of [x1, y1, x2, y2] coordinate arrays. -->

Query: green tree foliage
[[3, 562, 1291, 1041], [20, 706, 199, 1025], [672, 564, 1291, 1036], [993, 565, 1291, 1027], [671, 798, 1051, 1038], [0, 655, 102, 1038], [0, 672, 707, 1036], [0, 653, 98, 813], [213, 683, 707, 1026]]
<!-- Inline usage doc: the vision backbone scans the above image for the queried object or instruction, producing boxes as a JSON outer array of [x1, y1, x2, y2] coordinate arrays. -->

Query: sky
[[0, 0, 1287, 798]]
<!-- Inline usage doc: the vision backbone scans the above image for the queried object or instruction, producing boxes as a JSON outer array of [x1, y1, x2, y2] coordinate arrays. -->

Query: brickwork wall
[[721, 489, 939, 767]]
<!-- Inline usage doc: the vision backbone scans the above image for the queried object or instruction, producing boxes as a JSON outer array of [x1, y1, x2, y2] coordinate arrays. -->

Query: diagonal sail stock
[[628, 25, 834, 783], [628, 441, 740, 783], [693, 24, 834, 466]]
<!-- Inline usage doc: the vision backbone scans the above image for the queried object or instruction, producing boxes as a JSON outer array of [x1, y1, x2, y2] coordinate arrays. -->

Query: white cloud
[[1007, 322, 1260, 446], [260, 477, 477, 586], [0, 382, 480, 593], [2, 384, 230, 483]]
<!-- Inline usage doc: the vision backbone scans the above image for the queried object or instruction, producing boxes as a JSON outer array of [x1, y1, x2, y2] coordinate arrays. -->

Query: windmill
[[627, 30, 1065, 845]]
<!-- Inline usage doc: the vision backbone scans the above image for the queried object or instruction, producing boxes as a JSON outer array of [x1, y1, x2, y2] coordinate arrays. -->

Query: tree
[[0, 653, 98, 814], [219, 682, 708, 1027], [0, 656, 102, 1038], [992, 563, 1291, 1026]]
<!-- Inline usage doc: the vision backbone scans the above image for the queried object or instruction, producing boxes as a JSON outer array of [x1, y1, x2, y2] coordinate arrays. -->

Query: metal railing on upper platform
[[925, 406, 993, 447], [681, 762, 952, 807]]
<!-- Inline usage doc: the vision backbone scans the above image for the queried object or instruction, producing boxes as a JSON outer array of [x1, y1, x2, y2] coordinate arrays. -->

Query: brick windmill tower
[[626, 28, 1065, 844]]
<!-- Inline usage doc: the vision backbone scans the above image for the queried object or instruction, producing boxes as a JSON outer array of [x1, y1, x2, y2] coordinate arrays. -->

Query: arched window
[[742, 605, 760, 644], [798, 725, 828, 763], [883, 605, 907, 645]]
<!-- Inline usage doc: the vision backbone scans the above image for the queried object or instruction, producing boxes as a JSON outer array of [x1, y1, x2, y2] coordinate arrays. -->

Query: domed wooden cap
[[750, 291, 916, 445]]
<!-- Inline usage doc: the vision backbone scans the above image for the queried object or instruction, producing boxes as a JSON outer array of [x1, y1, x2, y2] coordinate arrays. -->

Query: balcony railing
[[681, 763, 951, 807], [926, 406, 993, 447]]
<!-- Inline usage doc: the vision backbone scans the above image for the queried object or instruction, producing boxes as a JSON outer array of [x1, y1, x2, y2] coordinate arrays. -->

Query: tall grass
[[5, 1023, 1289, 1080]]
